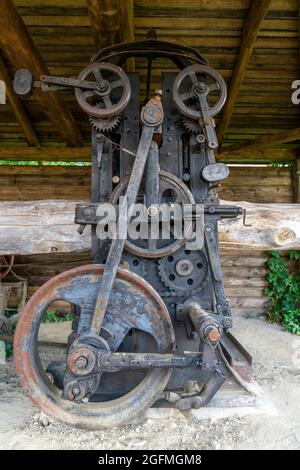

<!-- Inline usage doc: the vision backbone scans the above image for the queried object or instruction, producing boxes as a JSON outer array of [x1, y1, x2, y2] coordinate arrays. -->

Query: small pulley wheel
[[173, 64, 227, 119], [75, 62, 131, 118]]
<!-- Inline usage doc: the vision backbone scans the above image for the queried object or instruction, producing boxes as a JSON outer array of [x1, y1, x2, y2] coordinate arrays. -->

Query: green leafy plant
[[42, 310, 73, 323], [3, 309, 72, 357], [265, 251, 300, 335]]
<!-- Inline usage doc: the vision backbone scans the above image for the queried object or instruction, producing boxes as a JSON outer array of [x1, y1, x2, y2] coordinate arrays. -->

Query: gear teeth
[[182, 116, 199, 134], [158, 258, 179, 293], [89, 115, 120, 133]]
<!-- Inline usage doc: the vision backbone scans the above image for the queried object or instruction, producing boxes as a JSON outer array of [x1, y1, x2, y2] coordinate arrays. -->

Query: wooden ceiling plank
[[119, 0, 135, 71], [86, 0, 119, 50], [0, 0, 83, 147], [0, 55, 39, 147], [217, 0, 272, 144]]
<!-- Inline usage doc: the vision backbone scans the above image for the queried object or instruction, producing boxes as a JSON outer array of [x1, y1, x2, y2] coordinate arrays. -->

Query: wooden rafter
[[219, 127, 300, 157], [217, 0, 272, 144], [0, 0, 83, 147], [119, 0, 135, 71], [87, 0, 120, 50], [0, 54, 39, 147]]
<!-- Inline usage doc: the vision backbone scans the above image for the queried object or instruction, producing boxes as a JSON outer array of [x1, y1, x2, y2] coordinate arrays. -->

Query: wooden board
[[0, 0, 298, 151]]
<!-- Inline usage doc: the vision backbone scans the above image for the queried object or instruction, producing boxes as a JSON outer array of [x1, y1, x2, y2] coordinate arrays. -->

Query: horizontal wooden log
[[0, 199, 299, 255]]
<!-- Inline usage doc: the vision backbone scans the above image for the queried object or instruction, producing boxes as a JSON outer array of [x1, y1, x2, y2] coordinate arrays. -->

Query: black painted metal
[[13, 38, 253, 426]]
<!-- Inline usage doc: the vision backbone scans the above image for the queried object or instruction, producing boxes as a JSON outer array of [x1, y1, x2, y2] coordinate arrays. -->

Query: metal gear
[[89, 114, 120, 133], [182, 116, 199, 134], [158, 248, 208, 295]]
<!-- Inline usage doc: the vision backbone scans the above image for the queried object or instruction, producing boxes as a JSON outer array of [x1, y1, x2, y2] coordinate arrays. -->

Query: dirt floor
[[0, 316, 300, 450]]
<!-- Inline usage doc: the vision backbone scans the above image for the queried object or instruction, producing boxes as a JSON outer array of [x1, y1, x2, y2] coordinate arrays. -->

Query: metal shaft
[[90, 125, 155, 334]]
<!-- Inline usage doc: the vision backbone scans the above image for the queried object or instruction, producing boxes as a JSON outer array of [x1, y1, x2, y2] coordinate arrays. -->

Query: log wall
[[0, 163, 296, 317], [0, 165, 294, 203], [6, 249, 298, 318]]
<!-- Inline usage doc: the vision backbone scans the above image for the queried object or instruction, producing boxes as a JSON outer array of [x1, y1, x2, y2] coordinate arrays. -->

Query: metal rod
[[90, 125, 155, 334]]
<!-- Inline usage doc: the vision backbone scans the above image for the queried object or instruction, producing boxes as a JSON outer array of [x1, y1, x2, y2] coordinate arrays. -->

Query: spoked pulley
[[109, 171, 195, 258], [173, 64, 227, 120], [75, 62, 131, 118], [14, 265, 174, 429]]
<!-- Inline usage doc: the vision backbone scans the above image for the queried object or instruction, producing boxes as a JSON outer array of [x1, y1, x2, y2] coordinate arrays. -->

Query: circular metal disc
[[14, 265, 174, 429], [173, 64, 227, 119]]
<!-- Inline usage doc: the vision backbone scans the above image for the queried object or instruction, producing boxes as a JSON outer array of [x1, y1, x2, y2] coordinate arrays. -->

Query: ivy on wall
[[265, 251, 300, 335]]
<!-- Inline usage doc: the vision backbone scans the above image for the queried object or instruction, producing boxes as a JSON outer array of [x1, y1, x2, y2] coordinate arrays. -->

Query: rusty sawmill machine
[[12, 36, 253, 429]]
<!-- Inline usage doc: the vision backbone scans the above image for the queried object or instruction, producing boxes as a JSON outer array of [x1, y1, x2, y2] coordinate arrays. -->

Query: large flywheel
[[14, 265, 175, 429]]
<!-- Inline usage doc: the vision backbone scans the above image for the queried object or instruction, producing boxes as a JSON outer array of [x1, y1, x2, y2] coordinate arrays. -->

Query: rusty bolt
[[76, 356, 88, 370], [72, 386, 81, 397], [207, 327, 221, 342]]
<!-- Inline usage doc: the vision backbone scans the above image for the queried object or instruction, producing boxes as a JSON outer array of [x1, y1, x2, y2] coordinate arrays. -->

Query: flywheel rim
[[14, 265, 175, 429]]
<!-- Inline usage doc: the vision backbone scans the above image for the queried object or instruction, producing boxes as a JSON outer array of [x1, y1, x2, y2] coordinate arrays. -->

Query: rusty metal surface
[[12, 35, 255, 427], [14, 265, 175, 429], [109, 170, 195, 258], [75, 62, 131, 118]]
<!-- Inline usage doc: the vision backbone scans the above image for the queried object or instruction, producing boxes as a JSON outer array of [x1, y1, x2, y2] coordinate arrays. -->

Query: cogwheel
[[158, 247, 208, 295], [89, 114, 120, 133], [182, 116, 200, 134]]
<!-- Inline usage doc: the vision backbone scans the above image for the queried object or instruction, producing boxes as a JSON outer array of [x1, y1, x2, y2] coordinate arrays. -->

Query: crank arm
[[40, 74, 98, 92], [89, 94, 164, 335], [198, 95, 219, 149], [87, 352, 202, 373]]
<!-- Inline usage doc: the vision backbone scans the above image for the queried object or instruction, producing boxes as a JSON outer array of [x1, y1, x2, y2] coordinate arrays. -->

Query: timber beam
[[119, 0, 135, 71], [219, 127, 300, 157], [217, 0, 272, 144], [0, 200, 299, 255], [0, 0, 83, 147], [87, 0, 120, 50]]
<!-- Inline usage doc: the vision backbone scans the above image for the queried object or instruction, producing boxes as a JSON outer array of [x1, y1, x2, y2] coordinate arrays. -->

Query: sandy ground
[[0, 316, 300, 450]]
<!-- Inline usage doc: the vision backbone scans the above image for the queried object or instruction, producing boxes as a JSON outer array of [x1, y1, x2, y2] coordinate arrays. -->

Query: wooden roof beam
[[119, 0, 135, 71], [0, 55, 39, 147], [217, 0, 272, 145], [0, 0, 83, 147], [219, 127, 300, 157], [87, 0, 120, 50]]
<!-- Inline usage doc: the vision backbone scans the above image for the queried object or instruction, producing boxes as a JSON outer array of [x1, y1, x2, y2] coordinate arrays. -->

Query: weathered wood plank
[[0, 199, 299, 255], [87, 0, 119, 50]]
